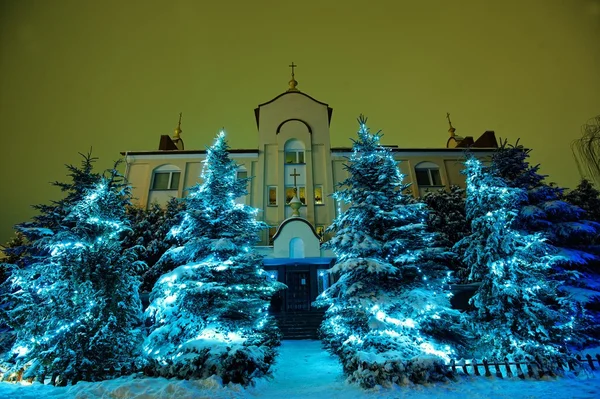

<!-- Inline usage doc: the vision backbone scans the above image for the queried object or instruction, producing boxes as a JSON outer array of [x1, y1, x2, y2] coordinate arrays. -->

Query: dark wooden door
[[286, 271, 311, 311]]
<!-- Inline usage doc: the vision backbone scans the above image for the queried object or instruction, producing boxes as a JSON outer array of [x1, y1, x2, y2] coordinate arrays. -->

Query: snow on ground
[[0, 340, 599, 399]]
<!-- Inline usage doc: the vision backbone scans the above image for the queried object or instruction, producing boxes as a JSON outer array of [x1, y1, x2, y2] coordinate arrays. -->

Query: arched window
[[289, 237, 305, 259], [414, 162, 442, 187], [284, 139, 307, 206], [284, 139, 305, 164], [151, 164, 181, 191]]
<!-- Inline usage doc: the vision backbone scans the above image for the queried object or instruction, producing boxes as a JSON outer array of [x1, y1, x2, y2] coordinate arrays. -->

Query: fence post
[[596, 354, 600, 369], [515, 362, 525, 379], [586, 354, 596, 370], [450, 359, 457, 375], [493, 360, 503, 378], [462, 361, 470, 376], [545, 361, 555, 378], [472, 359, 481, 376], [482, 359, 492, 377], [504, 357, 513, 378], [568, 357, 577, 371], [556, 357, 564, 373], [527, 361, 536, 379], [534, 356, 545, 378]]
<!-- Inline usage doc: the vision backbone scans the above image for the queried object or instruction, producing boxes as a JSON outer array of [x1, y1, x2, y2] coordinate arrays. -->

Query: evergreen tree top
[[326, 116, 434, 264], [333, 115, 412, 214], [168, 131, 265, 262], [491, 139, 599, 250], [2, 151, 105, 269]]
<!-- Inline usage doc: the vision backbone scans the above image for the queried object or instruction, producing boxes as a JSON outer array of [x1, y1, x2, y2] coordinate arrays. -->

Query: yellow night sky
[[0, 0, 599, 245]]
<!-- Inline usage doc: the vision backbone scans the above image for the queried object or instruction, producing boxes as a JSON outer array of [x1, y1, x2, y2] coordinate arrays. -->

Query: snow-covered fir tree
[[456, 156, 578, 363], [564, 179, 600, 225], [123, 198, 186, 291], [563, 179, 600, 343], [421, 186, 469, 247], [492, 139, 600, 269], [0, 233, 26, 285], [421, 185, 470, 280], [3, 167, 144, 384], [315, 116, 466, 388], [0, 151, 103, 356], [143, 131, 285, 385], [492, 140, 600, 348], [1, 151, 102, 270]]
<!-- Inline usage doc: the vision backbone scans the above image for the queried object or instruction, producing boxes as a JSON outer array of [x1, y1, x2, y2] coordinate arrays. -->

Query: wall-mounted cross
[[290, 168, 300, 189]]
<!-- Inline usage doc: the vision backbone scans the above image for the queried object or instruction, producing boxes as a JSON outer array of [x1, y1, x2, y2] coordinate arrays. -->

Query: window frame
[[314, 185, 324, 205], [414, 166, 443, 187], [151, 171, 181, 191], [267, 186, 278, 206], [285, 186, 306, 205], [285, 150, 306, 164]]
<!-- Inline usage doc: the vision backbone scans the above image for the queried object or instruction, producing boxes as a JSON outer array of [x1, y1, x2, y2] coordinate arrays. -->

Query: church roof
[[330, 146, 496, 153], [272, 217, 321, 241], [254, 91, 334, 129], [158, 135, 179, 151], [120, 148, 259, 156], [257, 90, 330, 108], [473, 130, 498, 147]]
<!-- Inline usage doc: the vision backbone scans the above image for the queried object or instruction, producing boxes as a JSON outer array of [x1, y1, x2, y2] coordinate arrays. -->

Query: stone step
[[272, 311, 325, 339], [284, 335, 319, 340]]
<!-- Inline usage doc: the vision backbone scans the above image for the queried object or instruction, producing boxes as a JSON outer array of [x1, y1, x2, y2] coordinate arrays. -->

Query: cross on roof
[[446, 112, 456, 130], [289, 62, 297, 77]]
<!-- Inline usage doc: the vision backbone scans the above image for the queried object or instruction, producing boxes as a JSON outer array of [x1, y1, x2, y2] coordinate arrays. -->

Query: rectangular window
[[314, 185, 324, 205], [152, 171, 180, 190], [268, 186, 277, 206], [415, 169, 442, 186], [237, 170, 248, 180], [285, 186, 306, 205], [285, 151, 296, 164], [285, 150, 305, 164], [415, 169, 431, 186]]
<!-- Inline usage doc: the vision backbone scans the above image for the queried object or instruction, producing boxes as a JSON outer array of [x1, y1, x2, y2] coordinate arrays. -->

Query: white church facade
[[121, 67, 498, 312]]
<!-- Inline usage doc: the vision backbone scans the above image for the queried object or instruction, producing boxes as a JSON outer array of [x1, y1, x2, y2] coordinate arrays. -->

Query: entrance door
[[286, 271, 311, 311]]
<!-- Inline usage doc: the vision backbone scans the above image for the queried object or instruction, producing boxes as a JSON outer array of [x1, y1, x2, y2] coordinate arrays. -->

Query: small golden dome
[[173, 112, 183, 139], [446, 112, 456, 137], [287, 62, 299, 92]]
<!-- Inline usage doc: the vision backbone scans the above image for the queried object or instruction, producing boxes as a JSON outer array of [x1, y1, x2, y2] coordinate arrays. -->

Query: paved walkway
[[250, 340, 348, 398]]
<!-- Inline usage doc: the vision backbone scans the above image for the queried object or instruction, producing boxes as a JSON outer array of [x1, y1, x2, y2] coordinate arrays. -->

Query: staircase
[[273, 311, 325, 340]]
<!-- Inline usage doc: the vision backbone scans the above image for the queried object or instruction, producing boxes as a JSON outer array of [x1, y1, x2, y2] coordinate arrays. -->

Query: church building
[[121, 65, 498, 314]]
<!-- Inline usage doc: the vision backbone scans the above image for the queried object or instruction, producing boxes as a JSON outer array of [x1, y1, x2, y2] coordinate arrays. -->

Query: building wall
[[125, 153, 258, 209], [122, 89, 495, 246]]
